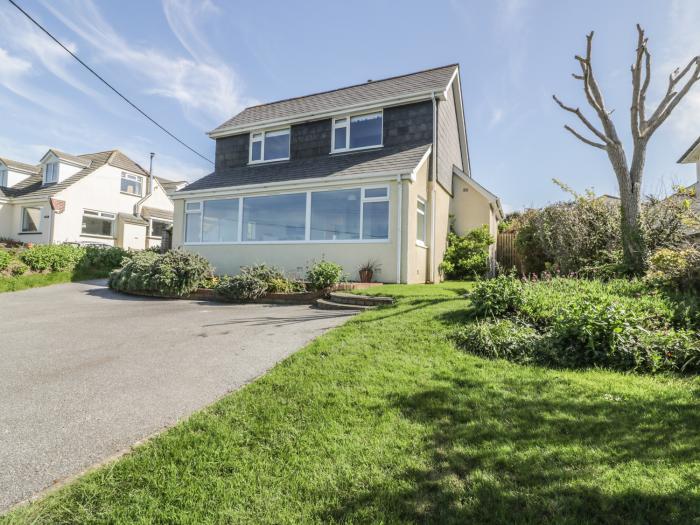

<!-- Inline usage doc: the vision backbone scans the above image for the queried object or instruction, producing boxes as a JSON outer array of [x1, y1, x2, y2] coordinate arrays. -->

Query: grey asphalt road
[[0, 280, 353, 512]]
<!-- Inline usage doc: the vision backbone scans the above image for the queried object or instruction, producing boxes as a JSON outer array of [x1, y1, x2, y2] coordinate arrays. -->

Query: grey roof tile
[[0, 157, 41, 175], [212, 64, 458, 133], [182, 142, 431, 192]]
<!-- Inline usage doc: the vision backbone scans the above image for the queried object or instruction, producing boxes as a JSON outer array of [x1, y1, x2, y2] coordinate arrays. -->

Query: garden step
[[315, 298, 373, 311], [329, 292, 394, 307]]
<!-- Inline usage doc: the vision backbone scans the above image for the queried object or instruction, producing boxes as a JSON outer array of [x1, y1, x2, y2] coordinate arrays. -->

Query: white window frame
[[331, 110, 384, 153], [43, 162, 58, 184], [248, 127, 291, 164], [21, 206, 42, 233], [121, 172, 144, 197], [81, 209, 116, 238], [183, 184, 390, 246], [149, 218, 172, 238], [416, 197, 427, 247]]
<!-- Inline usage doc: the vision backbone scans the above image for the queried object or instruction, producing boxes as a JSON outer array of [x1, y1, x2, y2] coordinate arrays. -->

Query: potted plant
[[358, 260, 381, 283]]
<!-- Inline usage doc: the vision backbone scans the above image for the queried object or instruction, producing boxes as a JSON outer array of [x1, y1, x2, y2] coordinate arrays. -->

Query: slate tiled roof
[[0, 157, 41, 175], [0, 150, 149, 199], [678, 136, 700, 163], [211, 64, 458, 133], [182, 142, 431, 192], [46, 149, 92, 167]]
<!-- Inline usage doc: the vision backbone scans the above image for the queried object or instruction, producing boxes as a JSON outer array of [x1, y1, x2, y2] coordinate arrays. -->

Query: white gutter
[[209, 90, 446, 138], [395, 174, 403, 284], [430, 91, 438, 283]]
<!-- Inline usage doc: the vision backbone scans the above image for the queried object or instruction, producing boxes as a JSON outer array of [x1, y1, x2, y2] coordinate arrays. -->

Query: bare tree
[[553, 25, 700, 272]]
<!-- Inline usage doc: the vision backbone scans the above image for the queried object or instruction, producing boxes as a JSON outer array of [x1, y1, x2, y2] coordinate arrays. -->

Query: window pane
[[264, 130, 289, 160], [121, 175, 142, 195], [151, 220, 170, 238], [362, 200, 389, 239], [82, 216, 112, 236], [334, 126, 347, 150], [310, 189, 361, 240], [186, 202, 201, 212], [364, 187, 387, 199], [242, 193, 306, 241], [417, 204, 426, 243], [202, 199, 239, 242], [251, 140, 262, 161], [350, 113, 382, 149], [185, 212, 202, 243], [22, 208, 41, 232]]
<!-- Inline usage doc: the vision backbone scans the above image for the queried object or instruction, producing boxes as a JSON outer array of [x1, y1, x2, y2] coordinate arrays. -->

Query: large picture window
[[249, 128, 290, 163], [242, 193, 306, 241], [310, 188, 361, 240], [203, 199, 239, 242], [82, 210, 115, 237], [184, 185, 389, 244], [21, 207, 41, 233], [150, 219, 171, 238], [332, 112, 383, 152]]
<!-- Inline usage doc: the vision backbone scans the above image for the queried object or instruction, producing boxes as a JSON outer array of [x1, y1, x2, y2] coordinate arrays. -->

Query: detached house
[[0, 150, 182, 249], [172, 64, 502, 283]]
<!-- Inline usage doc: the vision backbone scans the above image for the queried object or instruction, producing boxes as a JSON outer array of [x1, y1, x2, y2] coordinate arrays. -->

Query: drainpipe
[[395, 173, 402, 284], [429, 91, 439, 283], [134, 153, 156, 217]]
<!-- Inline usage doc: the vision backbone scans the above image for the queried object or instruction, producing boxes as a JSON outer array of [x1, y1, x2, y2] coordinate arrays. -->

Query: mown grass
[[3, 282, 699, 524], [0, 269, 109, 294]]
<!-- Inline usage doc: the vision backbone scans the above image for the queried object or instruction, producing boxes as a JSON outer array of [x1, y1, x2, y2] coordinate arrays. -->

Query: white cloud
[[0, 47, 31, 77], [41, 0, 247, 127], [488, 107, 505, 129]]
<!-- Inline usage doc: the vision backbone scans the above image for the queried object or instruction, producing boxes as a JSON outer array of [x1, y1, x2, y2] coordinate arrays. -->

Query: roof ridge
[[240, 63, 459, 112]]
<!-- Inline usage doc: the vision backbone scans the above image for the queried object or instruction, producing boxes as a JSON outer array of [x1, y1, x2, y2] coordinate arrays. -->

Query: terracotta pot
[[359, 269, 373, 283], [26, 243, 34, 249]]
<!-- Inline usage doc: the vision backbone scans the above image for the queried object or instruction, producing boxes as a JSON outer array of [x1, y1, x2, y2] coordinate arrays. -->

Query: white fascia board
[[441, 66, 459, 100], [171, 170, 414, 200], [409, 146, 433, 182], [453, 166, 500, 202], [208, 91, 446, 138]]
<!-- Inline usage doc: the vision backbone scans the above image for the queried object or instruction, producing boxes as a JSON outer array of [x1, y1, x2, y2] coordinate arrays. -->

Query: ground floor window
[[150, 219, 171, 238], [21, 207, 41, 233], [82, 210, 115, 237], [184, 185, 390, 244], [416, 198, 427, 245]]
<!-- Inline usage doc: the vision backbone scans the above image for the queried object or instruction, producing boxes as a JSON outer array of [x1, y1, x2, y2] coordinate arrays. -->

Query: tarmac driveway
[[0, 280, 353, 512]]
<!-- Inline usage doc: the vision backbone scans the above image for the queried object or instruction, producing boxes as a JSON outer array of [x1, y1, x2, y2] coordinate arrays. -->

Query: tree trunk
[[608, 143, 646, 273]]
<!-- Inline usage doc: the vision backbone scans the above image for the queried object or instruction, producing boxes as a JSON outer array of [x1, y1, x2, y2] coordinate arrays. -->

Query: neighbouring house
[[172, 64, 502, 283], [677, 136, 700, 239], [0, 149, 183, 249]]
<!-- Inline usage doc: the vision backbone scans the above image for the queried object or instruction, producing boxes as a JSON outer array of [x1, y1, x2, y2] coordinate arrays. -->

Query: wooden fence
[[496, 232, 521, 272]]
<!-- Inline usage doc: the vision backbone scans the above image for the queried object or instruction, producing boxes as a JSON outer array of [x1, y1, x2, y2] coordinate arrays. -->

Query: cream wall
[[403, 159, 429, 284], [173, 181, 400, 283], [0, 201, 12, 237], [3, 199, 52, 244], [450, 176, 498, 262]]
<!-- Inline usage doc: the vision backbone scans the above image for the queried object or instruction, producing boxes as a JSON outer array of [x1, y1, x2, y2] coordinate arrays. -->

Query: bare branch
[[639, 47, 651, 125], [646, 56, 700, 136], [630, 24, 646, 138], [563, 125, 607, 149], [552, 94, 611, 144]]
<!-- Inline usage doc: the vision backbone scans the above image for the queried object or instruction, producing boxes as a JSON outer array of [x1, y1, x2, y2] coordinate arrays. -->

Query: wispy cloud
[[41, 0, 247, 128]]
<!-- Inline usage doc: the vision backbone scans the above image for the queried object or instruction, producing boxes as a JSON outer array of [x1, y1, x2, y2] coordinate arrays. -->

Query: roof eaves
[[678, 136, 700, 163]]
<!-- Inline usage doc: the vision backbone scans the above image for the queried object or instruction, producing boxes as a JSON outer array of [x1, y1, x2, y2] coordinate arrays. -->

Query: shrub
[[109, 249, 212, 297], [451, 319, 543, 363], [8, 260, 28, 276], [470, 274, 524, 317], [306, 260, 345, 291], [215, 274, 268, 301], [645, 246, 700, 292], [0, 250, 12, 272], [19, 245, 85, 272], [78, 246, 130, 274], [439, 226, 493, 280], [240, 264, 303, 293]]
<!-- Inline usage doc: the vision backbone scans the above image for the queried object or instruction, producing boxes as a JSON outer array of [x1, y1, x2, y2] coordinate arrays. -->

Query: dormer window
[[332, 111, 383, 153], [249, 128, 290, 163], [121, 172, 143, 196], [44, 162, 58, 184], [0, 168, 7, 187]]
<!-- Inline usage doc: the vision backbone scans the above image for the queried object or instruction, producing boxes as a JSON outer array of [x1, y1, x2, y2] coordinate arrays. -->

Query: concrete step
[[315, 298, 373, 311], [329, 292, 394, 307]]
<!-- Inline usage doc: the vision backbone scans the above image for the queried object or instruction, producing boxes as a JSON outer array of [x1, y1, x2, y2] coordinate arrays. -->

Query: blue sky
[[1, 0, 698, 212]]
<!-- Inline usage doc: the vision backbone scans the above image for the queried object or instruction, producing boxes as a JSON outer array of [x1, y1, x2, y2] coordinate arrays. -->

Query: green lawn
[[0, 269, 108, 294], [4, 282, 699, 524]]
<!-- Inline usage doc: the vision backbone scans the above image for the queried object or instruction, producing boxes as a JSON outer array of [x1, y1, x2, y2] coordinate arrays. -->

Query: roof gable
[[211, 64, 459, 136], [678, 136, 700, 163], [0, 157, 41, 175]]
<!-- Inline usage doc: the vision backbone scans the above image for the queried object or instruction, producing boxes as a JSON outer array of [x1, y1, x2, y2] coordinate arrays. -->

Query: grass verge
[[3, 282, 698, 524], [0, 269, 108, 294]]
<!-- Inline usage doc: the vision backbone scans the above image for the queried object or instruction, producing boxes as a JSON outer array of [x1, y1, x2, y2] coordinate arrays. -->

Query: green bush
[[19, 245, 85, 272], [645, 246, 700, 292], [78, 246, 130, 274], [109, 249, 212, 297], [459, 277, 700, 374], [306, 260, 345, 291], [215, 273, 268, 301], [439, 226, 493, 280], [241, 264, 303, 293], [470, 274, 524, 317], [8, 260, 28, 276], [0, 250, 12, 272]]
